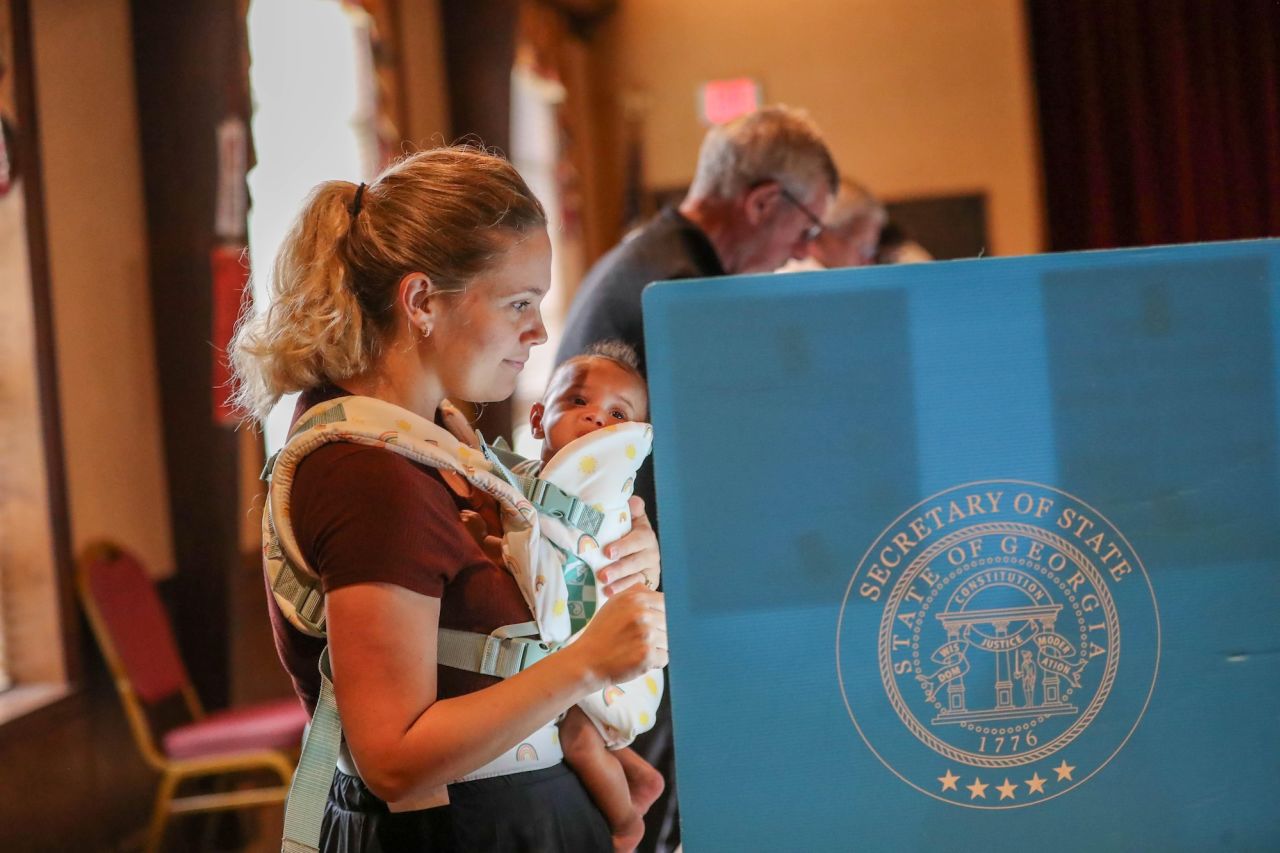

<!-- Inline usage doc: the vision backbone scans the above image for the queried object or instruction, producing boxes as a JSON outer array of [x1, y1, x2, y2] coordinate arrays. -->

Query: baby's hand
[[480, 534, 504, 566], [459, 510, 506, 565], [459, 509, 486, 544]]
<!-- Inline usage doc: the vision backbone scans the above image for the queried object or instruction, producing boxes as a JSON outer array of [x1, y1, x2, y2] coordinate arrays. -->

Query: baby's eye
[[571, 396, 588, 406], [610, 410, 627, 420]]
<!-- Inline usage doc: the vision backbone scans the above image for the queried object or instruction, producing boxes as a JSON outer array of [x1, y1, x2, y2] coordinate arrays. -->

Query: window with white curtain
[[246, 0, 380, 454]]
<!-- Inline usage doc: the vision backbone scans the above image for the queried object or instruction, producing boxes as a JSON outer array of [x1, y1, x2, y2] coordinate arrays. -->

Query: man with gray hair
[[554, 104, 837, 853], [557, 104, 837, 377]]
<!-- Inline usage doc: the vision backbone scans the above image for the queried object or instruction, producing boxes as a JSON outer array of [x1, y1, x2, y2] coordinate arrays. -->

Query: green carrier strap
[[437, 621, 556, 677], [281, 649, 342, 853], [279, 623, 555, 852], [480, 436, 604, 537], [261, 403, 351, 482], [270, 560, 326, 635], [525, 478, 604, 536]]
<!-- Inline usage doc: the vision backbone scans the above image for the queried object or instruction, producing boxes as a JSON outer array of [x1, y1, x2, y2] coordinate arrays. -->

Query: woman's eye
[[511, 300, 531, 313]]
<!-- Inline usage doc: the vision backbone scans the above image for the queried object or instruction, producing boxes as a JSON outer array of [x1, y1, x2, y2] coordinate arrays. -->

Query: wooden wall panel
[[129, 0, 248, 707]]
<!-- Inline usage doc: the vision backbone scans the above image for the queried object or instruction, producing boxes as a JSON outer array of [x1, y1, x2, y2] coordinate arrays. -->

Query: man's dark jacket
[[555, 207, 725, 377]]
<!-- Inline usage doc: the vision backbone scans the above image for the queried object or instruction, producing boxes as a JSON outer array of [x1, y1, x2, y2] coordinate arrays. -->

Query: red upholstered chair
[[77, 541, 308, 852]]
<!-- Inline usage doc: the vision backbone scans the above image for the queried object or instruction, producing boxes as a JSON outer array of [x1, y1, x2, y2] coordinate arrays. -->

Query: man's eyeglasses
[[779, 186, 825, 242]]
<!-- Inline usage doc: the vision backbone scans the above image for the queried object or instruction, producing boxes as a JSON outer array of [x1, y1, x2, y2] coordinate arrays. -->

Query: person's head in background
[[680, 105, 838, 274], [530, 340, 648, 464], [875, 220, 934, 265], [806, 178, 887, 269]]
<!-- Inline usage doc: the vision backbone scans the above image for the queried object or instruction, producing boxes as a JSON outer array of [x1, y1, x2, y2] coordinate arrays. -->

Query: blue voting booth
[[642, 240, 1280, 851]]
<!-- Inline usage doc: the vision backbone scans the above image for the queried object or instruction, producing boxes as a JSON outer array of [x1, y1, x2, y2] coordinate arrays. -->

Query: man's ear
[[529, 402, 547, 439], [743, 181, 782, 227], [398, 271, 436, 335]]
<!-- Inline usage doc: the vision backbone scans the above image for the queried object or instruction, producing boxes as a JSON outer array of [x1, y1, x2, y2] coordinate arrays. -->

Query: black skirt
[[321, 764, 612, 852]]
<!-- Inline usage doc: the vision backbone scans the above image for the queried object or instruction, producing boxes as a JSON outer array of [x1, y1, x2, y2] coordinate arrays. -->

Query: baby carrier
[[261, 395, 662, 852]]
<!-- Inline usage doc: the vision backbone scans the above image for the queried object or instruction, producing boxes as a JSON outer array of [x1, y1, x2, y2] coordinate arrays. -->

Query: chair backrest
[[77, 541, 197, 768]]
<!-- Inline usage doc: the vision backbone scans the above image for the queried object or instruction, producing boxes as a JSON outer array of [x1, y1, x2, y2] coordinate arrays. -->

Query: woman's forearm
[[371, 645, 600, 801], [327, 583, 605, 802], [328, 582, 664, 804]]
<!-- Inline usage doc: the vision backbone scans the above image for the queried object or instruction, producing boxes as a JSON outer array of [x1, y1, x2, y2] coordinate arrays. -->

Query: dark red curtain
[[1028, 0, 1280, 251]]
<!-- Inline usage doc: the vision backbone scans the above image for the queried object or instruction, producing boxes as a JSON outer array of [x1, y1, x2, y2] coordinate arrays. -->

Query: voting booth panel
[[643, 240, 1280, 852]]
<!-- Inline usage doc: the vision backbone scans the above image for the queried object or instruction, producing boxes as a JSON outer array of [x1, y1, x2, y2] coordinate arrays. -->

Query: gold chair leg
[[145, 771, 181, 853]]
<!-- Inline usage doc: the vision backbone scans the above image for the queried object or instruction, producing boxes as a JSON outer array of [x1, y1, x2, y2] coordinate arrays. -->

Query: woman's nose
[[525, 310, 549, 346]]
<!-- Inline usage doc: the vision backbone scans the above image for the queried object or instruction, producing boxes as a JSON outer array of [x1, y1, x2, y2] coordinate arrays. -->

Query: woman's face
[[430, 228, 552, 403]]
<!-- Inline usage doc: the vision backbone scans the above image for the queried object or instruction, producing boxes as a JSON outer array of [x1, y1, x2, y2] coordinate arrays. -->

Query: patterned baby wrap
[[504, 421, 665, 749]]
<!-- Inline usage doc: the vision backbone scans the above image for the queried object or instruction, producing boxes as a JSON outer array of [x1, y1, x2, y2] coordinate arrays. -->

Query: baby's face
[[532, 358, 647, 460]]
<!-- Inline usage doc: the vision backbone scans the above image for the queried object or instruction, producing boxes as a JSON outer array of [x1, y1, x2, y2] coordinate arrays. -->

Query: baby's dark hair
[[548, 339, 649, 417], [581, 339, 641, 372]]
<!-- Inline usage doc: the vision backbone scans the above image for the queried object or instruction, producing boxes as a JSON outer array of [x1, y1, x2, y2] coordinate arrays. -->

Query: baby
[[529, 342, 665, 852]]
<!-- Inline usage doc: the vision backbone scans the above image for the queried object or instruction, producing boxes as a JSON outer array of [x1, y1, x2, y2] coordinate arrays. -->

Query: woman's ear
[[743, 181, 781, 227], [529, 402, 546, 439], [398, 272, 436, 337]]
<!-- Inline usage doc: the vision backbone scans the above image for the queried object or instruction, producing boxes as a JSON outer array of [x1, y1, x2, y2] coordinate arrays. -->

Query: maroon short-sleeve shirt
[[266, 386, 533, 714]]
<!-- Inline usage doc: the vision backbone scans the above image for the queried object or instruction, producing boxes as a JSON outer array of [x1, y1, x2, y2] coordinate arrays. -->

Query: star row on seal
[[937, 760, 1075, 800]]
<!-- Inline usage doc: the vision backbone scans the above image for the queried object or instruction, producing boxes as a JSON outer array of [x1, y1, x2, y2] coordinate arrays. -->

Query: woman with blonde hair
[[233, 146, 666, 851]]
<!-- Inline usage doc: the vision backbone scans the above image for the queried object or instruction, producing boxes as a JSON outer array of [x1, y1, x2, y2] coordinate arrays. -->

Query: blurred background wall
[[611, 0, 1043, 257]]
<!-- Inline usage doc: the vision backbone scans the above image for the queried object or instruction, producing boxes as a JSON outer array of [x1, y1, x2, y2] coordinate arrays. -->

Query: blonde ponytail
[[230, 147, 546, 421]]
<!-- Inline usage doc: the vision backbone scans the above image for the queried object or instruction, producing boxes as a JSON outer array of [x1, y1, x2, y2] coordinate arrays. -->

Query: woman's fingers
[[573, 589, 668, 683], [629, 590, 669, 670], [635, 587, 665, 613], [604, 497, 653, 554], [601, 540, 658, 577], [599, 557, 653, 596], [598, 496, 661, 595], [603, 502, 656, 560], [599, 560, 659, 597]]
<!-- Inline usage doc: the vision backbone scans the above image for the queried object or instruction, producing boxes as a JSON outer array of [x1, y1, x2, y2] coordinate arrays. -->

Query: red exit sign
[[698, 77, 761, 125]]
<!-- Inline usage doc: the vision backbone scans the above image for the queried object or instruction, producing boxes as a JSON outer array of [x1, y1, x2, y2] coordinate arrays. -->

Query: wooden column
[[129, 0, 248, 708], [438, 0, 519, 439]]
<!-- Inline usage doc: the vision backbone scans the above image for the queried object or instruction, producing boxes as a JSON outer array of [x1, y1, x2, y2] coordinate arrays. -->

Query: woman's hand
[[567, 588, 667, 687], [596, 496, 661, 596], [327, 580, 661, 802]]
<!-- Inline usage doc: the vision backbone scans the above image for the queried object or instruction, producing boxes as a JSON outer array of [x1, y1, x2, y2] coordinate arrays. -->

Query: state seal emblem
[[837, 481, 1159, 808]]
